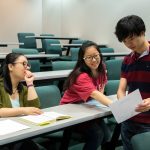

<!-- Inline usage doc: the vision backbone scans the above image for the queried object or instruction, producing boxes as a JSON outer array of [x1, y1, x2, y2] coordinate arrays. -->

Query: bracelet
[[27, 84, 34, 88]]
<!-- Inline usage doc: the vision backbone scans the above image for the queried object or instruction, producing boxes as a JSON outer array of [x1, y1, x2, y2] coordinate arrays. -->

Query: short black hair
[[115, 15, 146, 42]]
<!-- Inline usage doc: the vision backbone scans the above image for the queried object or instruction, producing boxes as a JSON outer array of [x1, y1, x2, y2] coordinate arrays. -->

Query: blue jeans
[[121, 120, 150, 150]]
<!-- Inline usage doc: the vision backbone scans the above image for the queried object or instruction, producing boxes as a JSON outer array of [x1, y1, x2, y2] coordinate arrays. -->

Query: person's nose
[[91, 57, 97, 61], [26, 65, 31, 70]]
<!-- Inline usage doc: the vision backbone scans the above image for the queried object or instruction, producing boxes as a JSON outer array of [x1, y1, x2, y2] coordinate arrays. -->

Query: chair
[[12, 48, 39, 54], [100, 48, 115, 61], [42, 39, 71, 61], [103, 80, 122, 150], [40, 34, 54, 53], [100, 48, 114, 53], [71, 39, 86, 44], [104, 80, 120, 96], [35, 85, 61, 108], [34, 85, 63, 149], [52, 61, 76, 71], [52, 61, 76, 92], [17, 32, 43, 52], [105, 59, 123, 80], [131, 131, 150, 150], [17, 33, 36, 49], [70, 48, 80, 61], [12, 48, 40, 72]]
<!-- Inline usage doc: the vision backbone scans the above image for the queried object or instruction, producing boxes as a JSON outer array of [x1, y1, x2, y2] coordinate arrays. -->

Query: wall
[[0, 0, 42, 52], [42, 0, 62, 36], [1, 0, 150, 53], [43, 0, 150, 52]]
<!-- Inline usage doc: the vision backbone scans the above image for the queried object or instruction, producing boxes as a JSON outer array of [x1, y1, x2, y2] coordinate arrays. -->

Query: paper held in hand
[[20, 111, 72, 126], [109, 89, 142, 123]]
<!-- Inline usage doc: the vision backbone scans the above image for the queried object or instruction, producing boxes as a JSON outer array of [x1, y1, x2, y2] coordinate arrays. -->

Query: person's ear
[[8, 64, 13, 71], [140, 31, 145, 36]]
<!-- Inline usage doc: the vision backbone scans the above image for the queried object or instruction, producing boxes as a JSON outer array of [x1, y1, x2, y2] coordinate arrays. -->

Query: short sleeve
[[121, 56, 128, 78], [72, 73, 97, 101]]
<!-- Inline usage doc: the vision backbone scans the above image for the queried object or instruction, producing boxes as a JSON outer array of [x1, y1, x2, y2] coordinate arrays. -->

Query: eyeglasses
[[83, 54, 100, 62], [13, 61, 31, 69]]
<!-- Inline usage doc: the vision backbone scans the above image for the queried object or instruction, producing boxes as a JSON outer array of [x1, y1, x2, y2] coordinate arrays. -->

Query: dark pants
[[121, 120, 150, 150], [1, 140, 41, 150], [73, 119, 110, 150]]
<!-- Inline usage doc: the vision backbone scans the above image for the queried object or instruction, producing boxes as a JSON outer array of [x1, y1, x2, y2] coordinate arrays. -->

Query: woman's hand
[[135, 98, 150, 112], [22, 107, 43, 115], [24, 70, 34, 85]]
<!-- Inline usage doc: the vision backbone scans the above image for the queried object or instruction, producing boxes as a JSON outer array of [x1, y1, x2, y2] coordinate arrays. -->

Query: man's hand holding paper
[[109, 89, 142, 123]]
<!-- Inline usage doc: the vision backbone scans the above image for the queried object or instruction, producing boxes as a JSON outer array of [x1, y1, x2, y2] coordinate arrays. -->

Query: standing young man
[[115, 15, 150, 150]]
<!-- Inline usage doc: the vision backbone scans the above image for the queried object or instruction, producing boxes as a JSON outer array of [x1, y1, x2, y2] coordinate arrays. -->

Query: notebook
[[20, 111, 72, 126]]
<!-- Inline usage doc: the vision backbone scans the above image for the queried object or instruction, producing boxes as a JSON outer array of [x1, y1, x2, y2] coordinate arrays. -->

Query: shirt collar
[[131, 48, 150, 60]]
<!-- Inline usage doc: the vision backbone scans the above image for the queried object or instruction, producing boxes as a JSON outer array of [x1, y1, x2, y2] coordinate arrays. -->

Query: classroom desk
[[26, 36, 79, 46], [31, 70, 71, 86], [0, 102, 112, 146], [34, 70, 71, 81], [0, 43, 24, 47], [51, 44, 108, 55], [25, 54, 59, 60], [26, 36, 78, 41], [51, 43, 107, 48], [102, 52, 129, 57], [26, 36, 79, 56], [0, 54, 59, 64], [102, 52, 129, 60]]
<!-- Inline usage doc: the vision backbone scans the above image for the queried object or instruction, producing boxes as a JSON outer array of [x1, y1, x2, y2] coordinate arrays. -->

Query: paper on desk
[[109, 89, 142, 123], [0, 119, 30, 136], [85, 99, 108, 108], [20, 112, 71, 126]]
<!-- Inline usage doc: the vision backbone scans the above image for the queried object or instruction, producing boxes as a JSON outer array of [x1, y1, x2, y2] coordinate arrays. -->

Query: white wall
[[43, 0, 150, 52], [1, 0, 150, 53], [0, 0, 42, 52], [42, 0, 62, 36]]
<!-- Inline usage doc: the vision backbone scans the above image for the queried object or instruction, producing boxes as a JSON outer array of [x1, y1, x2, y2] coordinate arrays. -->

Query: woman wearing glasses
[[60, 41, 112, 150], [0, 53, 43, 150]]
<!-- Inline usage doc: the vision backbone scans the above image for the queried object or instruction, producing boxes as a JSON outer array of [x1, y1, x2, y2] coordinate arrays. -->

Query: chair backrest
[[42, 39, 62, 55], [70, 48, 80, 61], [35, 85, 61, 108], [71, 39, 86, 44], [105, 59, 123, 80], [100, 48, 114, 53], [12, 48, 40, 72], [52, 61, 76, 93], [100, 48, 115, 61], [104, 80, 120, 96], [40, 34, 54, 52], [12, 48, 39, 54], [40, 34, 54, 36], [52, 61, 76, 70], [17, 33, 37, 49], [131, 131, 150, 150]]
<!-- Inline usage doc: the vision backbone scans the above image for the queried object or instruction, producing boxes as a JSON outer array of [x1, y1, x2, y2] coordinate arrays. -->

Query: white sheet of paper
[[0, 119, 30, 136], [109, 89, 142, 123]]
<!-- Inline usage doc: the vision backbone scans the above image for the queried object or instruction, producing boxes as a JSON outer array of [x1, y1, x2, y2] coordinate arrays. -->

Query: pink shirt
[[60, 72, 107, 104]]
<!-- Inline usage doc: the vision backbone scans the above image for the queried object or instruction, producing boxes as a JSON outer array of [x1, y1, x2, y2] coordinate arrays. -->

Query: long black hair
[[63, 41, 106, 91], [0, 53, 25, 95]]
